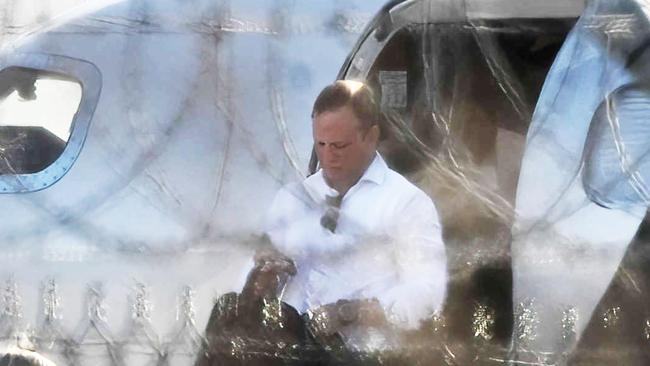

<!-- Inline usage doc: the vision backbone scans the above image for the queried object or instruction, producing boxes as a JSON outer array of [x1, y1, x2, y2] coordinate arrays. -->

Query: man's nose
[[323, 145, 341, 161]]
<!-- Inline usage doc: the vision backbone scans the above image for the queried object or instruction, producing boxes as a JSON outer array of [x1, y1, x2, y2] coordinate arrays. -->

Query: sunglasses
[[320, 194, 342, 233]]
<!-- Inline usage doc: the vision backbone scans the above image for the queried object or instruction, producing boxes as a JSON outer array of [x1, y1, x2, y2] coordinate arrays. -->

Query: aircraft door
[[513, 0, 650, 361], [335, 0, 576, 358]]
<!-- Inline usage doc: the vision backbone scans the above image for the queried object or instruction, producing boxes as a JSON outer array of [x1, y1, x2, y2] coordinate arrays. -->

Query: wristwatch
[[337, 300, 359, 325]]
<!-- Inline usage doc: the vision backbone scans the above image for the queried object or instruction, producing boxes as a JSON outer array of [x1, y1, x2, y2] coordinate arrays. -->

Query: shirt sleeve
[[379, 190, 448, 329]]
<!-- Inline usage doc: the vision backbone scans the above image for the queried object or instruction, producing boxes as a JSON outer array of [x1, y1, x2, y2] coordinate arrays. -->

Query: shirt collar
[[304, 152, 387, 199], [359, 152, 387, 185]]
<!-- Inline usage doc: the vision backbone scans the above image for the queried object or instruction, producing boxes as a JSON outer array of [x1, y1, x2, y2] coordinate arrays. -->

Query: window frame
[[0, 53, 101, 193]]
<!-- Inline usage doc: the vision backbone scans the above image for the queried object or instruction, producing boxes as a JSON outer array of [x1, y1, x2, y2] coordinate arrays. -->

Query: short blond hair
[[311, 80, 379, 131]]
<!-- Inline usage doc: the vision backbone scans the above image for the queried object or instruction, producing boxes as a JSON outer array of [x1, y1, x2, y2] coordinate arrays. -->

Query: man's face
[[313, 105, 378, 193]]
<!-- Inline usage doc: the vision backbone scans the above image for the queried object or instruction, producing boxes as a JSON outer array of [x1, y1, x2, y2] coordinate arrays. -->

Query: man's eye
[[332, 143, 349, 149]]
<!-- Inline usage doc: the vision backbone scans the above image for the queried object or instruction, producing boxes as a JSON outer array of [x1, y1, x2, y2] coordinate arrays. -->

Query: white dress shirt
[[265, 153, 447, 329]]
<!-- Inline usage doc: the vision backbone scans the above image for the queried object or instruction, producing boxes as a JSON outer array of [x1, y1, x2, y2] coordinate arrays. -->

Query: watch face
[[337, 301, 359, 324]]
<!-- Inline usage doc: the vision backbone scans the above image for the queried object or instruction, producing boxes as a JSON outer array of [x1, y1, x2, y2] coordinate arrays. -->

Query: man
[[265, 80, 447, 351]]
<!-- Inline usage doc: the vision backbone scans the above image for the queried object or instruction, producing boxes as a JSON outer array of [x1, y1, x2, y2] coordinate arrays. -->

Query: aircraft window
[[0, 55, 100, 194], [0, 67, 81, 175]]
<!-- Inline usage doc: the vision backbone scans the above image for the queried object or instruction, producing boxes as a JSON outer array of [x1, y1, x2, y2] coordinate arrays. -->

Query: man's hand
[[241, 245, 297, 299], [253, 246, 296, 276]]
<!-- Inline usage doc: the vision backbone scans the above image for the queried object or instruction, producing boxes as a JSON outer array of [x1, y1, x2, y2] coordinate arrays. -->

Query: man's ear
[[368, 124, 380, 144]]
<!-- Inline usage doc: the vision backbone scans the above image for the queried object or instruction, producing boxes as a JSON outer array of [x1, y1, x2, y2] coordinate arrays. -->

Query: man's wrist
[[307, 299, 387, 337]]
